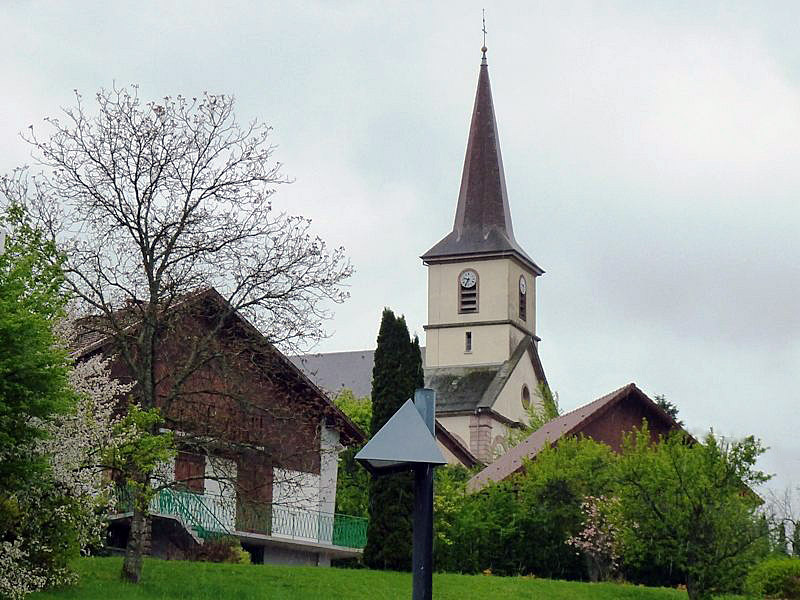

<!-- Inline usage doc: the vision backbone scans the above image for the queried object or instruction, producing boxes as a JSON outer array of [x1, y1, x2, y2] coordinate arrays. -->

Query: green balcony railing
[[114, 487, 367, 550]]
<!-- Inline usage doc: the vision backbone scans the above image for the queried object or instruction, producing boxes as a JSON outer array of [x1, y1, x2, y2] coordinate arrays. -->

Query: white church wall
[[492, 354, 543, 427], [427, 260, 511, 326], [506, 263, 537, 336], [436, 415, 471, 455], [427, 323, 510, 368]]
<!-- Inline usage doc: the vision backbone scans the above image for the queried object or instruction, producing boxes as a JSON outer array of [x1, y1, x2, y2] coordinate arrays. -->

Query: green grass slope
[[30, 557, 736, 600]]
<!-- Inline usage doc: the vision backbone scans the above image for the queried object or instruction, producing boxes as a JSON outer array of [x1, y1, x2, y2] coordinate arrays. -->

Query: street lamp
[[355, 388, 446, 600]]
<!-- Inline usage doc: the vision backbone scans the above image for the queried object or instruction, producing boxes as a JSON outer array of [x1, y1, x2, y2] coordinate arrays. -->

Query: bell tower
[[421, 48, 544, 370]]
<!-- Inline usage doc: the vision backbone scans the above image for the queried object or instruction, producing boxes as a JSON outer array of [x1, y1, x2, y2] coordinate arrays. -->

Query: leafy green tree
[[0, 204, 71, 488], [0, 205, 76, 597], [333, 390, 371, 518], [437, 436, 616, 578], [362, 308, 422, 571], [615, 426, 770, 600]]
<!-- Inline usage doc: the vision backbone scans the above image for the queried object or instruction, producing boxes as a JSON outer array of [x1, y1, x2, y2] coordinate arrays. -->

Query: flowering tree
[[566, 495, 622, 582]]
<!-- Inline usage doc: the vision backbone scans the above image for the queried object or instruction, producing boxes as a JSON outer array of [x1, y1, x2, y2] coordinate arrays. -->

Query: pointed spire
[[422, 50, 543, 275]]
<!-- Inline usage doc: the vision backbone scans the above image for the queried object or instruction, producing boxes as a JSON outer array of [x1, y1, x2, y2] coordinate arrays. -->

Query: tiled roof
[[289, 349, 377, 399], [425, 366, 501, 413]]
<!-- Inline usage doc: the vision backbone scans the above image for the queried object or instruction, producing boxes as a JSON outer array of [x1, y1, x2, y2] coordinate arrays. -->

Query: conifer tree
[[363, 308, 423, 570]]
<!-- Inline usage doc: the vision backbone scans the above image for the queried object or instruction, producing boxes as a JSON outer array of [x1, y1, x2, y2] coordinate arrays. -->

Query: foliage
[[566, 496, 622, 582], [333, 390, 371, 518], [437, 437, 616, 578], [29, 556, 702, 600], [0, 205, 77, 598], [433, 465, 472, 559], [0, 203, 71, 490], [744, 556, 800, 598], [615, 427, 770, 600], [0, 206, 138, 598], [187, 537, 251, 565], [363, 308, 422, 571]]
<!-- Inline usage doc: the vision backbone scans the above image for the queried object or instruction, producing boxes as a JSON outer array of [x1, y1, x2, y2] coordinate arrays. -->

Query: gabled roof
[[289, 349, 377, 399], [421, 51, 543, 275], [467, 383, 682, 491], [74, 287, 366, 446], [425, 335, 547, 415]]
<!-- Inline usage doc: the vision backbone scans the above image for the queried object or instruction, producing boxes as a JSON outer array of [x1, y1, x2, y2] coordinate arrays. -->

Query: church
[[293, 47, 547, 466], [293, 47, 679, 470]]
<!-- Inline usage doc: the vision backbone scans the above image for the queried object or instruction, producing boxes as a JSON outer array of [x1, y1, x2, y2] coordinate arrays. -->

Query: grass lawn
[[29, 557, 747, 600]]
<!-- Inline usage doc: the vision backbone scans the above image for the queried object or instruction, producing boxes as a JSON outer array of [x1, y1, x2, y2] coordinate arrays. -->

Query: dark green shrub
[[744, 556, 800, 598], [189, 537, 250, 564]]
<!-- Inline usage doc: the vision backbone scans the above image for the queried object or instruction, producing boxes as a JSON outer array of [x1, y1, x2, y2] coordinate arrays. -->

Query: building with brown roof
[[467, 383, 683, 492], [78, 287, 367, 566]]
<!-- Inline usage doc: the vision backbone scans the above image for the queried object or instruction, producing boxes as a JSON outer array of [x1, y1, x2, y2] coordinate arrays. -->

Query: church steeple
[[422, 49, 543, 275]]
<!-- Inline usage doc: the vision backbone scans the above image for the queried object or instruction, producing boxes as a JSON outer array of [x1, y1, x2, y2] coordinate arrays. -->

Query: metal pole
[[412, 463, 434, 600], [412, 388, 436, 600]]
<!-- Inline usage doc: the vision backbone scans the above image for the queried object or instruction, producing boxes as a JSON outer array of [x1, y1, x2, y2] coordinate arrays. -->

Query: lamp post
[[355, 388, 445, 600]]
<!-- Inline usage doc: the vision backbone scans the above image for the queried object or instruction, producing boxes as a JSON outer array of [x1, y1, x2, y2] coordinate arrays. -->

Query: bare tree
[[1, 87, 353, 582]]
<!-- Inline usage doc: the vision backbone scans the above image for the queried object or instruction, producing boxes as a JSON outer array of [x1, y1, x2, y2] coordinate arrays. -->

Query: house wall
[[318, 425, 340, 517], [578, 396, 674, 452], [146, 312, 324, 476]]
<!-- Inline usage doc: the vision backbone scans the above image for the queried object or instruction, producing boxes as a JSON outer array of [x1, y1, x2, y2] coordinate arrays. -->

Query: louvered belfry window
[[458, 270, 479, 313]]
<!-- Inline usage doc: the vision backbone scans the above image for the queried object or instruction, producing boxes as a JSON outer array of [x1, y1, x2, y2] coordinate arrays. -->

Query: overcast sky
[[1, 1, 798, 495]]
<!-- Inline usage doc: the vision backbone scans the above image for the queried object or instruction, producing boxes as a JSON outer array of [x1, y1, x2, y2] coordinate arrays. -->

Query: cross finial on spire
[[481, 9, 488, 63]]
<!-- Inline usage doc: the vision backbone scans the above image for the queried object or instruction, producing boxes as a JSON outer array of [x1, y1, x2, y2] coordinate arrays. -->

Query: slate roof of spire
[[422, 51, 543, 275]]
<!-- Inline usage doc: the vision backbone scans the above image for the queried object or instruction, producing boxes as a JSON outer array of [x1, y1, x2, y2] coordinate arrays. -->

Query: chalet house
[[467, 383, 683, 492], [76, 287, 366, 566]]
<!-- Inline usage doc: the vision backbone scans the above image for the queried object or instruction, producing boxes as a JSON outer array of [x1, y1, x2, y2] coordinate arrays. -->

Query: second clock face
[[460, 270, 477, 288], [519, 276, 527, 294]]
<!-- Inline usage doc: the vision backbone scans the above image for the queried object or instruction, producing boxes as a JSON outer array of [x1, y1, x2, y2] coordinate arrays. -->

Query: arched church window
[[519, 275, 527, 321], [521, 384, 531, 410], [458, 269, 479, 313]]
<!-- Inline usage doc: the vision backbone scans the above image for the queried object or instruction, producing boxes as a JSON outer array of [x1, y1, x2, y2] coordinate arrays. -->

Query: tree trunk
[[121, 501, 150, 583], [686, 572, 711, 600]]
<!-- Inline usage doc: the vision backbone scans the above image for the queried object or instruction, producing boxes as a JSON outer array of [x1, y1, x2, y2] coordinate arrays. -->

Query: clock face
[[460, 270, 477, 288], [519, 276, 527, 294]]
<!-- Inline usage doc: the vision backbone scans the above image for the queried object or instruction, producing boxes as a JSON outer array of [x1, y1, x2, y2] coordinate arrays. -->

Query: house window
[[519, 275, 527, 321], [458, 269, 479, 313], [175, 451, 205, 493], [521, 384, 531, 410], [465, 331, 472, 353]]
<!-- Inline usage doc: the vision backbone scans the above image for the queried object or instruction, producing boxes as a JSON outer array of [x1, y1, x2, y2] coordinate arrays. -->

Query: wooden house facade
[[77, 287, 366, 566]]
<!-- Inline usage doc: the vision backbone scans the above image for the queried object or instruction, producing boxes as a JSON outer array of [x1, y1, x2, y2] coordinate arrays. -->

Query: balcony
[[114, 487, 367, 551]]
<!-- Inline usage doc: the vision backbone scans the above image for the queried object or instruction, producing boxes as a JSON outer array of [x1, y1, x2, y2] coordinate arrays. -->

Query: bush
[[188, 537, 250, 564], [744, 556, 800, 598]]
